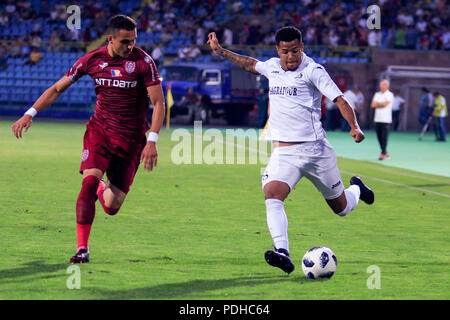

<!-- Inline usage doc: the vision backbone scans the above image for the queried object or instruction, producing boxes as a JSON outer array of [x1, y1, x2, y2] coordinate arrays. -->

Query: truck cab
[[160, 62, 259, 125]]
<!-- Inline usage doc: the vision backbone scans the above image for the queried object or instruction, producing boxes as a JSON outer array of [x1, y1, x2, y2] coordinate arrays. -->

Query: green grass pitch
[[0, 120, 449, 300]]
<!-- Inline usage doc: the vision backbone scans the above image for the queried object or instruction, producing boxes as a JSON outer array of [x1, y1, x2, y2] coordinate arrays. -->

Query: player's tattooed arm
[[215, 48, 258, 74], [207, 32, 258, 74]]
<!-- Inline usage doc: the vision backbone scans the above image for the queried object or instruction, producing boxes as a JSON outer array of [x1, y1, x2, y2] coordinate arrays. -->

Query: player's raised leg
[[97, 181, 126, 216], [96, 144, 144, 216], [263, 181, 295, 274], [326, 176, 374, 217]]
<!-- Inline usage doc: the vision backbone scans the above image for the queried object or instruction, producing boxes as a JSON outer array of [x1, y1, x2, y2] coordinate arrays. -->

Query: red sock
[[97, 180, 120, 215], [97, 179, 105, 203], [76, 175, 99, 249], [77, 223, 92, 250]]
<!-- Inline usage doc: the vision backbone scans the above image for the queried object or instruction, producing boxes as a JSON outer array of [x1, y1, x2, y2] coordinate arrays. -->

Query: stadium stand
[[0, 0, 449, 122]]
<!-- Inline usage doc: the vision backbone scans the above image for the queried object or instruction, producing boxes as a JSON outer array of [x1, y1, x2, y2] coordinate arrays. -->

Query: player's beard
[[111, 46, 131, 58], [286, 61, 300, 71]]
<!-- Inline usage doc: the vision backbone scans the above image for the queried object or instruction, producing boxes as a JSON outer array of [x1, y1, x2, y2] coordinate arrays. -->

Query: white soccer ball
[[301, 246, 337, 279]]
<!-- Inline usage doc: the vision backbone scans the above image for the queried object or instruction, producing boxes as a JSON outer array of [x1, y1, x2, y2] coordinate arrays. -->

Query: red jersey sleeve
[[141, 55, 161, 87], [65, 54, 89, 82]]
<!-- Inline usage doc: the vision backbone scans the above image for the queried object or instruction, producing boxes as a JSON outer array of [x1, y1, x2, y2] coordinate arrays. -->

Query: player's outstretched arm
[[11, 76, 73, 139], [207, 32, 259, 74], [141, 84, 165, 172], [334, 95, 365, 143]]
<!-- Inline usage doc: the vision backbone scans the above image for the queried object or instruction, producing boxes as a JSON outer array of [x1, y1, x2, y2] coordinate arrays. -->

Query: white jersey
[[391, 95, 405, 111], [255, 54, 343, 142], [372, 90, 394, 123]]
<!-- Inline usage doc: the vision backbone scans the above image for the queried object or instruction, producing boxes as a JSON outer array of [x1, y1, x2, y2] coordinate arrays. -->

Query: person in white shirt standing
[[342, 85, 362, 131], [391, 90, 405, 131], [207, 26, 375, 275], [371, 80, 394, 160]]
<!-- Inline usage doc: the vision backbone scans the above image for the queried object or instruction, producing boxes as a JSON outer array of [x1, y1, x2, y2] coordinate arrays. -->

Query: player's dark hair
[[107, 15, 136, 34], [275, 26, 302, 45]]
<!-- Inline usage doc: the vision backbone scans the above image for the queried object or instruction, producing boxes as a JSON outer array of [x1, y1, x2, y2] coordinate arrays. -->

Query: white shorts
[[261, 139, 344, 200]]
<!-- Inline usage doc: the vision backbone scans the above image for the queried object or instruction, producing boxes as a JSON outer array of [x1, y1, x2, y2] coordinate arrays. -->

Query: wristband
[[24, 107, 38, 118], [147, 131, 158, 143]]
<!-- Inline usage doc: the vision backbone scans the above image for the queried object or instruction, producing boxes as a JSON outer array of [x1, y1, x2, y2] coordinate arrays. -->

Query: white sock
[[265, 199, 289, 252], [337, 185, 361, 216]]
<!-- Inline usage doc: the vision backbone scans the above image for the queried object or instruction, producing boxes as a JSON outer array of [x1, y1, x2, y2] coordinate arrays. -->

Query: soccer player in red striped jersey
[[11, 15, 166, 263]]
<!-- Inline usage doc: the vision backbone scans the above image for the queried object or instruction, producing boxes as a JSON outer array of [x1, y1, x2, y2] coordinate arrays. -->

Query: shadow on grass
[[86, 274, 318, 299], [0, 260, 68, 284]]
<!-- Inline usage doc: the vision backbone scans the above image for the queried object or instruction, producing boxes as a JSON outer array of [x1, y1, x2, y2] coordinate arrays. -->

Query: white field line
[[340, 170, 450, 199], [216, 133, 450, 199], [357, 165, 450, 184]]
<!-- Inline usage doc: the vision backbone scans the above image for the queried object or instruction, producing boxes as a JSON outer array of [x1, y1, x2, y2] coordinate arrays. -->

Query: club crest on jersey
[[111, 69, 122, 77], [125, 61, 136, 73], [81, 149, 89, 162]]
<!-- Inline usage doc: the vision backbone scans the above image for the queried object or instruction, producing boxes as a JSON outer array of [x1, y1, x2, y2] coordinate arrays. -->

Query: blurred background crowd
[[0, 0, 449, 62]]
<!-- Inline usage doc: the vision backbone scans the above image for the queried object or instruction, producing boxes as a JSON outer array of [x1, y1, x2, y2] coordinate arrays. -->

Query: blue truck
[[160, 62, 262, 125]]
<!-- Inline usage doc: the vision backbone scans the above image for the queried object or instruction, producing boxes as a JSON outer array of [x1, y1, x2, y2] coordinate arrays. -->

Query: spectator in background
[[160, 26, 174, 44], [328, 30, 339, 47], [432, 92, 447, 142], [186, 43, 201, 61], [419, 87, 433, 110], [382, 27, 396, 49], [405, 26, 419, 49], [177, 44, 189, 61], [394, 26, 406, 49], [324, 96, 339, 131], [49, 5, 59, 23], [180, 87, 201, 124], [419, 33, 431, 50], [0, 13, 9, 27], [355, 86, 365, 115], [31, 33, 41, 48], [223, 26, 233, 45], [342, 85, 362, 131], [25, 46, 43, 65], [151, 45, 164, 68], [391, 90, 405, 131], [368, 29, 381, 47], [5, 1, 16, 16], [443, 27, 450, 50], [31, 18, 42, 34], [371, 79, 394, 160], [263, 30, 276, 45], [196, 25, 206, 45], [69, 27, 81, 42], [416, 16, 428, 33]]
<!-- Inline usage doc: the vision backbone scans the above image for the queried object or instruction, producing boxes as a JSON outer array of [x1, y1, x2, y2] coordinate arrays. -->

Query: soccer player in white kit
[[207, 26, 374, 274]]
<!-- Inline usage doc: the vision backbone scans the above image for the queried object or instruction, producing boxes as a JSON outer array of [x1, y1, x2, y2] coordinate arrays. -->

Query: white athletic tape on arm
[[24, 107, 38, 118], [147, 131, 158, 143]]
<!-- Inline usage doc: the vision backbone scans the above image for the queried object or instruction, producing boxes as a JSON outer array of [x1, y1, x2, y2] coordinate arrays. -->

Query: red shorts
[[79, 121, 146, 194]]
